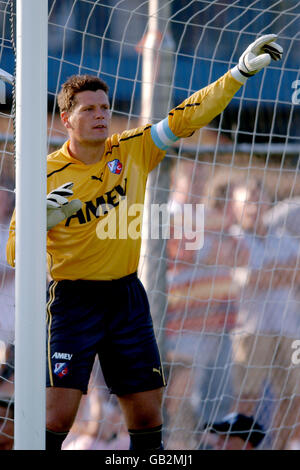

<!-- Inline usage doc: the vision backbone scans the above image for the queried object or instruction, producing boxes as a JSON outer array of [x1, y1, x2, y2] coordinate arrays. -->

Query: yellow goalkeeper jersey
[[6, 70, 242, 280]]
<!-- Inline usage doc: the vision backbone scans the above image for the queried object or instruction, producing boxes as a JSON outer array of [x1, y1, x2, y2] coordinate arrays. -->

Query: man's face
[[232, 186, 271, 232], [0, 405, 14, 450], [62, 89, 111, 145]]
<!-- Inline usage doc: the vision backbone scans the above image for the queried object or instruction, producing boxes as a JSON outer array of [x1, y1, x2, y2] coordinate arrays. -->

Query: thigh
[[196, 334, 234, 422], [117, 388, 164, 429], [232, 333, 276, 397], [46, 387, 82, 432], [272, 336, 300, 397], [99, 277, 166, 396]]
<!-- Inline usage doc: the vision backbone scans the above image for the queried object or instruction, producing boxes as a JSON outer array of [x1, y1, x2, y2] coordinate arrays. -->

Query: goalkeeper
[[6, 35, 282, 451]]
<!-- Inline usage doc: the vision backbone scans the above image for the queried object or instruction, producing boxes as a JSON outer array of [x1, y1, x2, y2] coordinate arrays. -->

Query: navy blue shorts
[[46, 273, 166, 395]]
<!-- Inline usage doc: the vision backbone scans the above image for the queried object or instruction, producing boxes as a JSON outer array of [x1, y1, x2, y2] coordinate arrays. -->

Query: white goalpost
[[14, 0, 48, 450], [0, 0, 300, 451], [139, 0, 174, 354]]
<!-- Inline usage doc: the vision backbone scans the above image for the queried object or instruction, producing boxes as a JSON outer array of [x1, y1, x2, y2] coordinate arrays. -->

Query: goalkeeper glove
[[47, 182, 82, 231], [231, 34, 283, 83]]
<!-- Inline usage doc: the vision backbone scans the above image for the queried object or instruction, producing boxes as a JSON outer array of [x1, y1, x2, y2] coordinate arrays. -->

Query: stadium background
[[0, 0, 300, 450]]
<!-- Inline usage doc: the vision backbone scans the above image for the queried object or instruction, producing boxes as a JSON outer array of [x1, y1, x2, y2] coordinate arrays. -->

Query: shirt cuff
[[230, 66, 248, 84], [150, 117, 179, 150]]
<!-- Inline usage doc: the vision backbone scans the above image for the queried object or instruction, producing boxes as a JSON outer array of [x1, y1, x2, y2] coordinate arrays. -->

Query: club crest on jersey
[[107, 159, 122, 174], [54, 362, 69, 378]]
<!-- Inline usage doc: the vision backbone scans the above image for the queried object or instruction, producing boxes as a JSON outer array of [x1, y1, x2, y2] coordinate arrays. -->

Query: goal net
[[1, 0, 300, 451], [0, 0, 15, 437]]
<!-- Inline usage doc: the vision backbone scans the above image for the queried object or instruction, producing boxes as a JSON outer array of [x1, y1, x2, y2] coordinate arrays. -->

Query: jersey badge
[[54, 362, 69, 378], [107, 159, 122, 175]]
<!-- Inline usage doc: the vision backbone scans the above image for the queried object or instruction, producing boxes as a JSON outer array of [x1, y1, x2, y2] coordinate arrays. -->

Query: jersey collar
[[60, 140, 108, 166]]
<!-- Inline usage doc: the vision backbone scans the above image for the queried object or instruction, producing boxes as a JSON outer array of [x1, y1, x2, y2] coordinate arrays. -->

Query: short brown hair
[[57, 74, 109, 113]]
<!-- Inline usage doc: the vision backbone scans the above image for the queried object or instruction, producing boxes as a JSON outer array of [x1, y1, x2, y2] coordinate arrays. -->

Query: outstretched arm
[[150, 34, 283, 149]]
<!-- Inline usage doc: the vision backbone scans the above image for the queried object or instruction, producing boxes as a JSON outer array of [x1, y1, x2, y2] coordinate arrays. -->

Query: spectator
[[263, 195, 300, 450], [229, 178, 300, 449], [202, 412, 265, 450], [164, 172, 239, 450]]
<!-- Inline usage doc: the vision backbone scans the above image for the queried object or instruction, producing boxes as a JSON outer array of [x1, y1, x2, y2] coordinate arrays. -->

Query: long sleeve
[[150, 70, 243, 149], [6, 209, 16, 268], [168, 70, 242, 138]]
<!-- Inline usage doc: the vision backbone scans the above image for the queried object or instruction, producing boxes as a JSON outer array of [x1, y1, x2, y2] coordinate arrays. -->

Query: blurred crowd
[[1, 155, 300, 451], [164, 160, 300, 451]]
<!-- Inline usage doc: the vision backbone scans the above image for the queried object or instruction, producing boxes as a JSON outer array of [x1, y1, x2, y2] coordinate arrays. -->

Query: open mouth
[[93, 124, 106, 129]]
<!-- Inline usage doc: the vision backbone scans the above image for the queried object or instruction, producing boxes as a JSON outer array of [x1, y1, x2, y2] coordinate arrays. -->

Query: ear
[[61, 111, 73, 130]]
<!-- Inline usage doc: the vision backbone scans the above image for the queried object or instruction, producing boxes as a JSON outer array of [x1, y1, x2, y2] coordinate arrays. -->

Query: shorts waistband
[[109, 271, 138, 283], [52, 272, 138, 288]]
